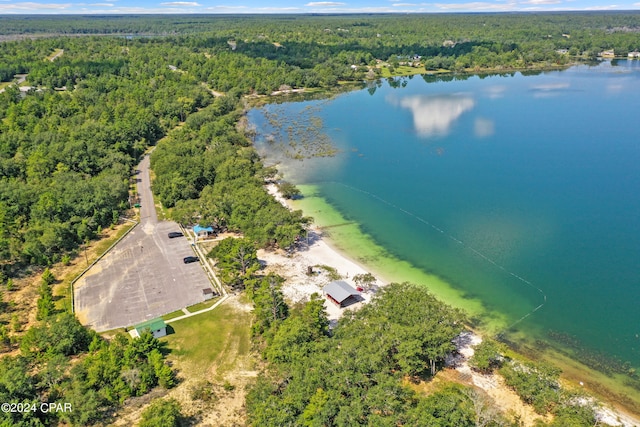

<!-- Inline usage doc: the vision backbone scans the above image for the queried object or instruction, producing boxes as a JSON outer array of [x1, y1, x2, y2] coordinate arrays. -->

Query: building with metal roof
[[129, 318, 167, 339], [323, 280, 362, 308]]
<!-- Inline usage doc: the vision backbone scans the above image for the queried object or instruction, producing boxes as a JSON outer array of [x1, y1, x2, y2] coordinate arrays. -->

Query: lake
[[248, 60, 640, 396]]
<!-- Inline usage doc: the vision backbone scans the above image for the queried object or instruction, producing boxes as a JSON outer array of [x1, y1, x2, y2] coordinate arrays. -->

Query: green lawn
[[186, 297, 220, 313], [380, 65, 427, 78], [161, 302, 252, 379], [162, 309, 186, 321]]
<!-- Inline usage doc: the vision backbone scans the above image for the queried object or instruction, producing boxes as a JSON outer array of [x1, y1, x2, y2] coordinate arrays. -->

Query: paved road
[[74, 154, 213, 332]]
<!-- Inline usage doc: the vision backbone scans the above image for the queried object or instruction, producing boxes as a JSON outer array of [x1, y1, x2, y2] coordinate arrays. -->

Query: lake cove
[[248, 60, 640, 411]]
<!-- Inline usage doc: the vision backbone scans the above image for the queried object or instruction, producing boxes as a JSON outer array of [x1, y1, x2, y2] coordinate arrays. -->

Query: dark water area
[[249, 61, 640, 375]]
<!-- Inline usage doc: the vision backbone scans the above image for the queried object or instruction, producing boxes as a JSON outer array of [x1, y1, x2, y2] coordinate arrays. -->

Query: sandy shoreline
[[261, 183, 640, 426], [262, 183, 385, 322]]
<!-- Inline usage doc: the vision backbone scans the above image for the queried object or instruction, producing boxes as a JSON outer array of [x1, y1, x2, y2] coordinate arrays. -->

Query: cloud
[[388, 94, 475, 137], [434, 2, 515, 11], [474, 118, 495, 138], [584, 4, 619, 9], [89, 2, 114, 5], [161, 1, 200, 5], [306, 1, 345, 6], [205, 5, 247, 10], [521, 0, 561, 4], [254, 6, 301, 10], [433, 1, 516, 10], [0, 1, 70, 9]]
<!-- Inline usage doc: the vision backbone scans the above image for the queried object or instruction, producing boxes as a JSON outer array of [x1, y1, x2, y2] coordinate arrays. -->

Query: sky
[[0, 0, 639, 15]]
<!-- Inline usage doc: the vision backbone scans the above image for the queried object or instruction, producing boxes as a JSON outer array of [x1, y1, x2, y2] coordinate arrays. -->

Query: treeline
[[2, 13, 639, 77], [151, 97, 310, 249]]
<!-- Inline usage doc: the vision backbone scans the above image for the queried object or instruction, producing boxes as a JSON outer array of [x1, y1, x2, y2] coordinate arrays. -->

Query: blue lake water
[[249, 60, 640, 373]]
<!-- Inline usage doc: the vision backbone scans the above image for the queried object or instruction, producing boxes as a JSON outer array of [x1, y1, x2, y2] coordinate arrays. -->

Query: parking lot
[[74, 154, 213, 332]]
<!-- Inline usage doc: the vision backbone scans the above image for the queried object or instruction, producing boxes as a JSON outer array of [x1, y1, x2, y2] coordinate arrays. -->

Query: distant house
[[129, 318, 167, 339], [323, 280, 362, 308], [599, 50, 615, 58], [628, 51, 640, 59]]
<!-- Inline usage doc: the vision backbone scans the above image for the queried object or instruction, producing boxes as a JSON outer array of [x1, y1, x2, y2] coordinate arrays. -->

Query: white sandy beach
[[258, 225, 379, 323]]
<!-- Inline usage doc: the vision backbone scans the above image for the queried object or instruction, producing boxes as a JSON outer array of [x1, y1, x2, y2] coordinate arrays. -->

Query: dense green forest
[[1, 13, 639, 426]]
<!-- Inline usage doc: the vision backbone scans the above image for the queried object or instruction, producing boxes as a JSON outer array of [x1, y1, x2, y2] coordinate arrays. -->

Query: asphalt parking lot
[[74, 154, 213, 332]]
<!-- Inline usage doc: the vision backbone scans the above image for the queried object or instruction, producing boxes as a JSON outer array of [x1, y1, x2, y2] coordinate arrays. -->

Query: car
[[168, 231, 184, 238], [183, 256, 199, 264]]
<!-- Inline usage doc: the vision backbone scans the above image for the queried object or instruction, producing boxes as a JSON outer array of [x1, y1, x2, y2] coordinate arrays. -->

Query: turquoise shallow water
[[249, 61, 640, 371]]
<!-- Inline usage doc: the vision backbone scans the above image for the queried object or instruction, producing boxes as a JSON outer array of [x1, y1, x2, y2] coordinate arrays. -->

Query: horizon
[[1, 0, 639, 16]]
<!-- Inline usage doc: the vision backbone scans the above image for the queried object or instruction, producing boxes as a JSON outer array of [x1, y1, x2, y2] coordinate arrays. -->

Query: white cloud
[[254, 6, 301, 10], [0, 1, 70, 9], [205, 5, 248, 10], [306, 1, 345, 6], [433, 1, 516, 10], [521, 0, 561, 4], [388, 94, 475, 137], [89, 2, 114, 5], [161, 1, 200, 5], [584, 4, 619, 9]]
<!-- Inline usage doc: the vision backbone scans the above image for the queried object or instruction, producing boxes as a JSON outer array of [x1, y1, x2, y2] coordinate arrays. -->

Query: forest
[[0, 12, 639, 426]]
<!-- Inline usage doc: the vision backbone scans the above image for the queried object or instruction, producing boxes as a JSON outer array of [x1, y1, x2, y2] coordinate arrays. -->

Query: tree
[[208, 237, 260, 289], [499, 360, 562, 414], [469, 338, 504, 374], [252, 273, 288, 336], [277, 181, 301, 199], [405, 384, 475, 427], [139, 398, 183, 427], [352, 272, 376, 291]]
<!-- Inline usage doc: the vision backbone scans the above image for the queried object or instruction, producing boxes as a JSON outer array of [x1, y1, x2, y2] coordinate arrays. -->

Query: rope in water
[[323, 181, 547, 332]]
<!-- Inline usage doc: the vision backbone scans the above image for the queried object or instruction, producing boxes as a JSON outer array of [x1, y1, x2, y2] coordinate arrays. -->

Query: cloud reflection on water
[[474, 118, 495, 138], [388, 94, 475, 137]]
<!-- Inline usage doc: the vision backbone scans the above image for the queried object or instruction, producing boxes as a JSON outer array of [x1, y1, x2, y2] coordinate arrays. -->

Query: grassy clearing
[[161, 301, 252, 379], [162, 309, 186, 321], [380, 64, 427, 78], [147, 168, 168, 221]]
